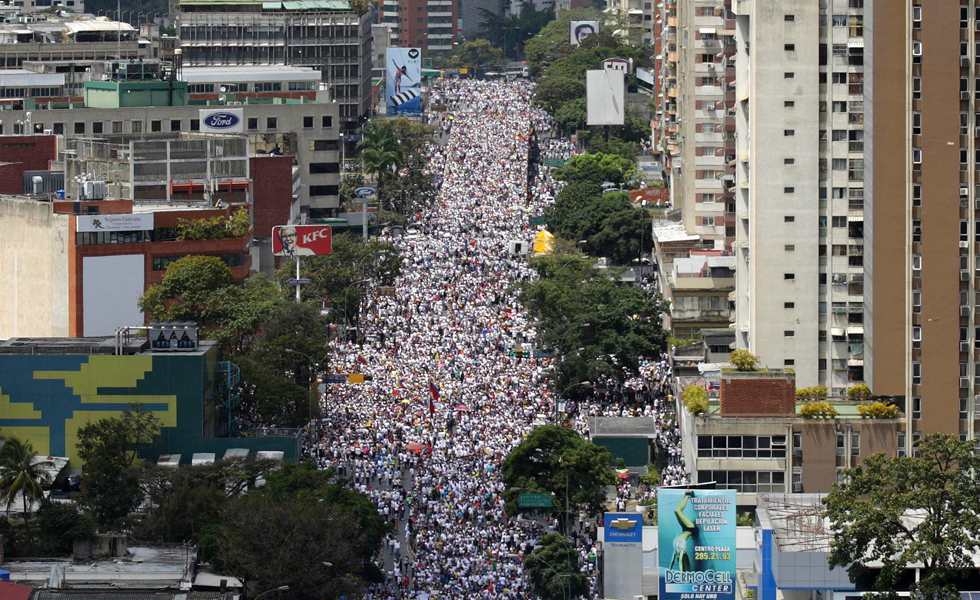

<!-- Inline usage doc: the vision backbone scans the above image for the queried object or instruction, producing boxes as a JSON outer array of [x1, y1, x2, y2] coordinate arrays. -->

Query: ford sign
[[203, 112, 241, 129]]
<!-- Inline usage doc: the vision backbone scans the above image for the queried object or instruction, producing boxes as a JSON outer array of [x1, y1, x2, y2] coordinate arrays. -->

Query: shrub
[[796, 385, 829, 399], [177, 208, 250, 241], [682, 384, 709, 416], [799, 401, 838, 419], [847, 383, 872, 399], [857, 401, 900, 419], [729, 349, 759, 371], [736, 512, 754, 527]]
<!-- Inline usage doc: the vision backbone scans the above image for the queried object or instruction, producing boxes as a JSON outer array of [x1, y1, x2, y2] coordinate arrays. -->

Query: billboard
[[76, 213, 154, 233], [386, 48, 422, 115], [199, 108, 245, 134], [570, 20, 598, 45], [587, 69, 626, 126], [272, 225, 333, 256], [658, 489, 737, 600]]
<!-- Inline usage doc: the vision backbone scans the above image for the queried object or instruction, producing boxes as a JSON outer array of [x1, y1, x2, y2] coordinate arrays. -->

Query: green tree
[[501, 425, 615, 520], [524, 533, 590, 600], [533, 76, 586, 115], [554, 152, 636, 185], [825, 434, 980, 600], [524, 7, 603, 74], [446, 39, 504, 71], [34, 500, 97, 556], [729, 349, 759, 371], [75, 409, 160, 528], [589, 206, 653, 265], [358, 120, 405, 204], [0, 438, 52, 521]]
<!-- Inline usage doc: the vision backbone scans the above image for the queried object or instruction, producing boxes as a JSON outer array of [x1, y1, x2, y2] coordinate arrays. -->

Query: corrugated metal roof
[[64, 21, 136, 33], [280, 0, 352, 9]]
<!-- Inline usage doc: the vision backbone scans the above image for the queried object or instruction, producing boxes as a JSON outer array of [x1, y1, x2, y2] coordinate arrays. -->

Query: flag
[[708, 381, 720, 390], [357, 355, 367, 365], [427, 379, 439, 416]]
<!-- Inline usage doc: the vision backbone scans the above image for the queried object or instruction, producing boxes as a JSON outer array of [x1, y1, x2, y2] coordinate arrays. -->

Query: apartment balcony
[[695, 155, 725, 166]]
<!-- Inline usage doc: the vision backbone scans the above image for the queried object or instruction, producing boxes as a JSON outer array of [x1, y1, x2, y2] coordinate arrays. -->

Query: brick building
[[0, 135, 57, 194]]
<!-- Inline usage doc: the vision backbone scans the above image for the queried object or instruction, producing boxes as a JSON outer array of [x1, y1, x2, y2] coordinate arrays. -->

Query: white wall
[[82, 254, 145, 336]]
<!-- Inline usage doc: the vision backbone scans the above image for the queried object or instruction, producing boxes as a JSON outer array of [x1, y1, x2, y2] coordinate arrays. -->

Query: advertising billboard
[[658, 489, 737, 600], [199, 108, 245, 134], [587, 69, 626, 126], [386, 48, 422, 115], [76, 213, 154, 233], [272, 225, 333, 256], [570, 20, 598, 45]]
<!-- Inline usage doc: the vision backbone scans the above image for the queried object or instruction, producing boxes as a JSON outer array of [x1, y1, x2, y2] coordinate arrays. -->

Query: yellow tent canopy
[[533, 230, 555, 256]]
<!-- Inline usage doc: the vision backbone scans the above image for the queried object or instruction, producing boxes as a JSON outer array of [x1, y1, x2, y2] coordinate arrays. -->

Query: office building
[[732, 0, 865, 391], [0, 19, 144, 68], [864, 0, 972, 444], [176, 0, 373, 130], [459, 0, 503, 42], [380, 0, 458, 51]]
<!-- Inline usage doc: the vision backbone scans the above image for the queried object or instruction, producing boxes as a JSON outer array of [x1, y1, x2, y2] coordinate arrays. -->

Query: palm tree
[[0, 437, 52, 521], [357, 122, 405, 210]]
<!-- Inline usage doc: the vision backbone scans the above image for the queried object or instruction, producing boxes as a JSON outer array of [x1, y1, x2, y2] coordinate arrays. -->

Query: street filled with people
[[302, 80, 686, 599]]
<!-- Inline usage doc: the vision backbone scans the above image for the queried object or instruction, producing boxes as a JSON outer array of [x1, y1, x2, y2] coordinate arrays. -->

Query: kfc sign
[[272, 225, 333, 256]]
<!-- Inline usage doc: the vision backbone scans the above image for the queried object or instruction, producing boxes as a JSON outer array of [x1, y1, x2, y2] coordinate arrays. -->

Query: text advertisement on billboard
[[570, 20, 599, 46], [199, 108, 245, 134], [658, 489, 736, 600], [386, 48, 422, 115], [76, 213, 155, 233], [272, 225, 333, 256]]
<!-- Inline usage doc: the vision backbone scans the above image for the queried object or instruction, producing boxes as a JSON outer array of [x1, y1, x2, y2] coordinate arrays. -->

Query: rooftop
[[0, 338, 216, 356], [7, 546, 196, 589], [180, 65, 321, 84], [653, 221, 699, 244], [588, 417, 658, 437]]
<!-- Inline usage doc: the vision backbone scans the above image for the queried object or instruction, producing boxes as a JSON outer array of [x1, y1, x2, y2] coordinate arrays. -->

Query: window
[[309, 162, 340, 174], [309, 185, 340, 197], [253, 82, 282, 92], [832, 129, 847, 142], [784, 187, 795, 194], [784, 302, 795, 309], [897, 431, 907, 457], [784, 129, 795, 136], [267, 117, 278, 129], [913, 183, 922, 206], [785, 245, 795, 252], [784, 216, 795, 223], [170, 119, 181, 132], [785, 14, 795, 21], [912, 397, 921, 419], [697, 436, 787, 459], [785, 44, 795, 51], [912, 362, 922, 385], [833, 101, 847, 112], [785, 101, 795, 108], [785, 158, 795, 165], [131, 120, 142, 133], [913, 254, 922, 270], [322, 116, 333, 128], [784, 72, 795, 79], [833, 216, 847, 227], [303, 116, 314, 128], [836, 431, 845, 456], [785, 273, 795, 280], [93, 122, 103, 134], [785, 330, 795, 337], [73, 122, 85, 135], [913, 148, 922, 164], [151, 120, 162, 132], [247, 117, 258, 130], [913, 289, 922, 313], [912, 5, 921, 26], [913, 219, 922, 243], [913, 112, 922, 136], [311, 139, 339, 151], [190, 119, 200, 131], [912, 40, 922, 57], [785, 359, 795, 366], [913, 77, 922, 100], [112, 121, 123, 134], [833, 14, 847, 27], [851, 431, 860, 456], [701, 193, 716, 203]]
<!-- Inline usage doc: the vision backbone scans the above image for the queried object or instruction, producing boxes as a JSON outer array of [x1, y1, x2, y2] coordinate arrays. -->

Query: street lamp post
[[253, 585, 289, 600], [285, 349, 319, 420], [554, 381, 590, 424]]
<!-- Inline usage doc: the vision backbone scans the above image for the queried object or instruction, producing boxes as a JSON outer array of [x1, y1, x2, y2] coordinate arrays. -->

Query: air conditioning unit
[[962, 306, 971, 317], [962, 91, 972, 100], [962, 57, 971, 67], [962, 187, 970, 197], [83, 180, 107, 201], [962, 270, 971, 281], [962, 341, 971, 353], [961, 377, 971, 389], [961, 241, 970, 248]]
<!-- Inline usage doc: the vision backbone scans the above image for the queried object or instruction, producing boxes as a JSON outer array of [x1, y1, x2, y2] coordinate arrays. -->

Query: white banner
[[199, 108, 245, 134], [76, 213, 154, 233]]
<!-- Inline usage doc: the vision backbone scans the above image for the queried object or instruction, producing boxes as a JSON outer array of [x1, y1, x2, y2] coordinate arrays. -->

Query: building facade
[[380, 0, 458, 52], [176, 0, 373, 130], [732, 0, 865, 391], [864, 0, 971, 446]]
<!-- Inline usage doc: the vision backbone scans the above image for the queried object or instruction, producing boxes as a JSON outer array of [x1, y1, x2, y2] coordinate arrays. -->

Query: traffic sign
[[285, 278, 312, 285], [354, 187, 377, 197], [518, 493, 553, 508]]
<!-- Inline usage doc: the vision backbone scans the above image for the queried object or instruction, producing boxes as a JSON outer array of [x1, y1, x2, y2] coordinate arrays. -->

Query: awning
[[847, 326, 864, 336], [848, 359, 864, 367], [847, 39, 864, 48], [831, 328, 845, 337], [849, 214, 864, 222], [699, 27, 716, 34]]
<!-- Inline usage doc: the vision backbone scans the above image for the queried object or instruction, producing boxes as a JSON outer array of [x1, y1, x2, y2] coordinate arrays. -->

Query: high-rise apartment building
[[176, 0, 372, 130], [864, 0, 970, 443], [661, 0, 736, 251], [380, 0, 458, 51], [731, 0, 866, 392]]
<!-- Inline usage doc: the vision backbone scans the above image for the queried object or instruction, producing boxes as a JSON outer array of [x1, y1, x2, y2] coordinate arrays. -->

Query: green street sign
[[529, 216, 547, 226], [519, 493, 553, 508]]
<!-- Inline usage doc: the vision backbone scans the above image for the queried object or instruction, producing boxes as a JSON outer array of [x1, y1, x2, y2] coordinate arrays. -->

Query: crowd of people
[[301, 79, 686, 599]]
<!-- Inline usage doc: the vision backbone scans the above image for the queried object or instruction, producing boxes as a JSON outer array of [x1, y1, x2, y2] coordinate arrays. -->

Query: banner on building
[[76, 213, 154, 233], [570, 20, 598, 45], [386, 48, 423, 115], [272, 225, 333, 256], [658, 488, 737, 600], [199, 108, 245, 134]]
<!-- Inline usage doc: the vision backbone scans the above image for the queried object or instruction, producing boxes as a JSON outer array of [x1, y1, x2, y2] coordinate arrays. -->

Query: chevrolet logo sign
[[609, 518, 636, 531]]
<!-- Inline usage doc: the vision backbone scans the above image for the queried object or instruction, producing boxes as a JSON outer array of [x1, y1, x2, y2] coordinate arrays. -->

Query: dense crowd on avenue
[[302, 80, 686, 599]]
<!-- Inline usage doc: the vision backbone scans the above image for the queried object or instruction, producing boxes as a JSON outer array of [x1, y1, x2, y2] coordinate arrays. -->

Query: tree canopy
[[445, 39, 504, 71], [501, 425, 615, 519], [477, 0, 554, 60], [525, 532, 590, 600], [824, 433, 980, 599]]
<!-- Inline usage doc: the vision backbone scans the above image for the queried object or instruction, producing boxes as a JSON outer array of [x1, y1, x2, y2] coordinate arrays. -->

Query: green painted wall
[[84, 80, 189, 108], [0, 350, 296, 466], [594, 437, 650, 467]]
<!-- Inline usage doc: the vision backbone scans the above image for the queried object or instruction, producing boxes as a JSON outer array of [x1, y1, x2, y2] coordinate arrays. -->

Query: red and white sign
[[272, 225, 333, 256]]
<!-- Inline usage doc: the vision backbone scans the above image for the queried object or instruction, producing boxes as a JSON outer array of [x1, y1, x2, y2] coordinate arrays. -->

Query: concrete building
[[863, 0, 975, 446], [459, 0, 503, 42], [658, 0, 735, 251], [0, 19, 144, 68], [380, 0, 458, 52], [661, 252, 734, 339], [176, 0, 372, 130], [732, 0, 866, 390]]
